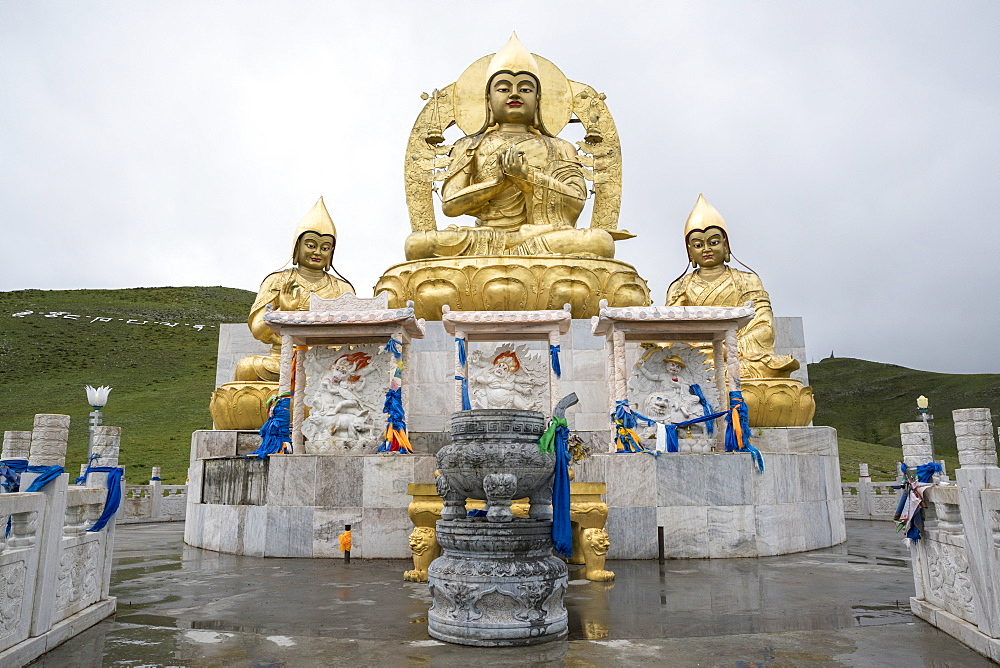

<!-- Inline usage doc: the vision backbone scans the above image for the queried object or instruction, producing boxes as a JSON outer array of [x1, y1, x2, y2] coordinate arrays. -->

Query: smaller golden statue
[[665, 194, 815, 427], [234, 197, 354, 382], [210, 198, 354, 430]]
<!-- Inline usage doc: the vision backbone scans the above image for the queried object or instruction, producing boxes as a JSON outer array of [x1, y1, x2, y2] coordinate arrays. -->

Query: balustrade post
[[22, 414, 69, 637], [150, 467, 163, 520], [952, 408, 1000, 638], [857, 463, 872, 519], [88, 425, 121, 599]]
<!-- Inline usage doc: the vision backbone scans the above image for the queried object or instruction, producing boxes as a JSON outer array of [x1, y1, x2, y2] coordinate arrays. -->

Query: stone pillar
[[2, 430, 31, 460], [857, 463, 872, 518], [90, 425, 120, 468], [150, 467, 163, 519], [900, 421, 934, 470], [85, 424, 122, 597], [954, 408, 998, 469], [952, 408, 1000, 638], [23, 414, 70, 636], [27, 414, 69, 468]]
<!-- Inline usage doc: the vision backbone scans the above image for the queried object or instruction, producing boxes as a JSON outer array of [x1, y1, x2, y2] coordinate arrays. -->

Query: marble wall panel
[[797, 455, 823, 503], [563, 381, 610, 424], [361, 507, 412, 559], [315, 456, 363, 507], [214, 505, 245, 554], [192, 430, 237, 460], [215, 324, 269, 388], [571, 454, 607, 486], [750, 460, 779, 506], [786, 427, 837, 455], [266, 456, 318, 506], [603, 454, 657, 508], [706, 505, 756, 558], [656, 455, 710, 507], [183, 501, 203, 547], [409, 320, 451, 352], [362, 455, 416, 509], [407, 350, 452, 385], [827, 498, 847, 544], [412, 455, 437, 483], [570, 412, 611, 433], [754, 429, 788, 454], [313, 507, 363, 558], [264, 506, 314, 558], [605, 506, 657, 559], [657, 505, 709, 558], [754, 503, 805, 556], [568, 319, 605, 350], [567, 348, 607, 384], [239, 505, 267, 557], [186, 459, 204, 504], [768, 454, 796, 504], [801, 501, 833, 551], [705, 455, 753, 506]]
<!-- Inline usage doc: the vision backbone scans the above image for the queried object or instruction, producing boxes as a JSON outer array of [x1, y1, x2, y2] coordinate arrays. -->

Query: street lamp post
[[84, 385, 112, 463]]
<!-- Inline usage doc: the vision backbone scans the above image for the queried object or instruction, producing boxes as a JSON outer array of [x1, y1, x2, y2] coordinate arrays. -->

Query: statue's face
[[686, 228, 728, 269], [666, 361, 683, 375], [493, 361, 512, 377], [296, 232, 334, 270], [488, 73, 538, 126]]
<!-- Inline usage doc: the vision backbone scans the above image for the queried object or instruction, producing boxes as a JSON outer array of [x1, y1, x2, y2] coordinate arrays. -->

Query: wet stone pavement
[[28, 520, 996, 667]]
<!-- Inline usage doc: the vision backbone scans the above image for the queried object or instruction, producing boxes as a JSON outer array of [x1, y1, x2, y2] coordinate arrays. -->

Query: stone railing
[[840, 461, 949, 521], [118, 467, 187, 524], [0, 418, 118, 665], [906, 410, 1000, 661]]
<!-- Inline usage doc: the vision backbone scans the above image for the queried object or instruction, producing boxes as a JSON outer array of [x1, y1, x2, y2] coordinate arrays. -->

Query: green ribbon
[[537, 416, 568, 453]]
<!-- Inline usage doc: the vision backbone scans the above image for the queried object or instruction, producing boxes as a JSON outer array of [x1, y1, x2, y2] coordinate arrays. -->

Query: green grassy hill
[[809, 357, 1000, 479], [0, 287, 254, 483], [2, 287, 997, 484]]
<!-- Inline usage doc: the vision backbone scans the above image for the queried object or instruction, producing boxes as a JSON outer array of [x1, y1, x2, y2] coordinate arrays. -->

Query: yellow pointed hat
[[487, 32, 540, 80], [289, 196, 338, 265], [683, 194, 728, 240]]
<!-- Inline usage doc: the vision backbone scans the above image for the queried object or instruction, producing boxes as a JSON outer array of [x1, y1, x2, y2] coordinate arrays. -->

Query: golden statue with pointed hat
[[234, 197, 354, 382], [376, 33, 650, 319], [666, 194, 815, 427], [210, 198, 355, 430]]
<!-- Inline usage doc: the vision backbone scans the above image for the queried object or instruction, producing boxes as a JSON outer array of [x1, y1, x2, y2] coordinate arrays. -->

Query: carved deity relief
[[627, 344, 719, 448], [301, 344, 391, 454], [468, 344, 546, 411]]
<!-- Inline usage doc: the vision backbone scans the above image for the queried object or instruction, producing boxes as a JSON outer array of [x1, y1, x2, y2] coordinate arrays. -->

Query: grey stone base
[[0, 597, 116, 667], [187, 426, 844, 560], [911, 596, 1000, 662], [428, 519, 567, 646]]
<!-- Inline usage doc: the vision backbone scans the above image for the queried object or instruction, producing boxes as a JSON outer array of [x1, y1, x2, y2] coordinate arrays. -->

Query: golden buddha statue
[[234, 197, 354, 382], [376, 33, 650, 319], [666, 194, 815, 427], [211, 197, 354, 430]]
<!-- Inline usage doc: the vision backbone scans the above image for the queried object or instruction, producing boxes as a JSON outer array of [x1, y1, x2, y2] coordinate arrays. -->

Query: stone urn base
[[742, 378, 816, 428], [427, 518, 568, 646]]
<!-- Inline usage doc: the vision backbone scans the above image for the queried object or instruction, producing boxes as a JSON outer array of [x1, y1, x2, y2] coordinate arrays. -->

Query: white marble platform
[[186, 426, 844, 559]]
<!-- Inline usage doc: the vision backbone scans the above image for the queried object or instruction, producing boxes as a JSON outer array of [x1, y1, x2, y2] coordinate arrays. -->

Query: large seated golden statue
[[376, 34, 650, 319], [666, 195, 815, 427]]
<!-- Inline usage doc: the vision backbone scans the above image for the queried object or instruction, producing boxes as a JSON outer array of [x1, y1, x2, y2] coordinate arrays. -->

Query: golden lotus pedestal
[[375, 256, 651, 320], [743, 378, 816, 428], [209, 381, 278, 431], [405, 482, 613, 582]]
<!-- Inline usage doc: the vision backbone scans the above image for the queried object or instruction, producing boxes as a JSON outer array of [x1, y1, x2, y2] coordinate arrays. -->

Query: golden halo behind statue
[[453, 54, 573, 136]]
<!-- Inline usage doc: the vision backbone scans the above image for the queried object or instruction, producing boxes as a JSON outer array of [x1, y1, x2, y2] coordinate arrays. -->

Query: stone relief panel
[[870, 486, 901, 515], [924, 539, 975, 620], [468, 344, 546, 412], [0, 561, 25, 642], [55, 541, 100, 617], [627, 344, 719, 450], [302, 345, 391, 454]]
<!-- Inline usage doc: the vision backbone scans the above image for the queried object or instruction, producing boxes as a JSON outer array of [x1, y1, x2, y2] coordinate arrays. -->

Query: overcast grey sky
[[2, 1, 998, 374]]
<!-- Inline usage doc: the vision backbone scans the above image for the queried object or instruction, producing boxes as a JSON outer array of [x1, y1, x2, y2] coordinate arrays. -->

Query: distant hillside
[[808, 356, 1000, 473], [3, 288, 998, 484], [0, 287, 254, 483]]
